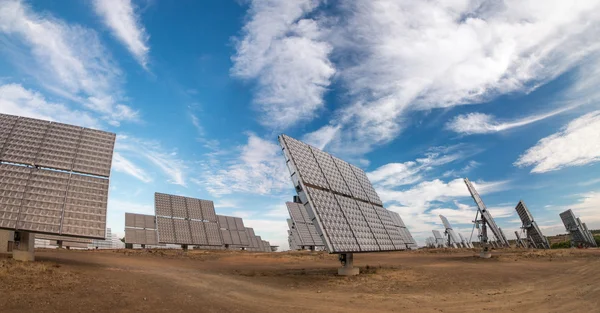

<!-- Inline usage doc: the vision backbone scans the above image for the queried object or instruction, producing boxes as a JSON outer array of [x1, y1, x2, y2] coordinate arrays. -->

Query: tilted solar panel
[[464, 178, 510, 247], [280, 134, 406, 254]]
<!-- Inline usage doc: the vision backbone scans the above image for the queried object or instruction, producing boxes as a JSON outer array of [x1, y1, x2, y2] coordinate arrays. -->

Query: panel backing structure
[[35, 234, 92, 244], [286, 201, 324, 248], [514, 201, 550, 249], [463, 178, 510, 247], [458, 233, 473, 248], [439, 215, 463, 248], [154, 193, 222, 246], [560, 209, 597, 247], [279, 134, 408, 254], [216, 215, 249, 247], [124, 213, 158, 245], [0, 113, 115, 239]]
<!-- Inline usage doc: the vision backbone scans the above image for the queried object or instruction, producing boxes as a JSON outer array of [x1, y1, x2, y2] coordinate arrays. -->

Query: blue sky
[[1, 0, 600, 250]]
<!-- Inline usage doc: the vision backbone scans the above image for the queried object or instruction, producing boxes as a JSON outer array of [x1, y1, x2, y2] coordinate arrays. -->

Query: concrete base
[[13, 231, 35, 262], [479, 251, 492, 259], [338, 267, 360, 276], [13, 250, 35, 262]]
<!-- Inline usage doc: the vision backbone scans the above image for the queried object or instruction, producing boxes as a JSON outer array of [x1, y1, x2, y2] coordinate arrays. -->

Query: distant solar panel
[[279, 134, 406, 254], [286, 202, 324, 247], [514, 201, 549, 249], [0, 114, 115, 240], [432, 230, 445, 248], [439, 215, 462, 248], [464, 178, 510, 248], [154, 193, 222, 246], [124, 213, 158, 246], [216, 215, 249, 247]]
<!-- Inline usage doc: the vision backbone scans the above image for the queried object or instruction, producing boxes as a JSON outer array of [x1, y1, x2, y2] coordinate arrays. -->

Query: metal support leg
[[337, 253, 359, 276], [479, 223, 491, 259]]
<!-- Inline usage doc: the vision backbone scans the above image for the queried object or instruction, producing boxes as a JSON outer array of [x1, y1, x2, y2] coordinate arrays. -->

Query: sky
[[1, 0, 600, 250]]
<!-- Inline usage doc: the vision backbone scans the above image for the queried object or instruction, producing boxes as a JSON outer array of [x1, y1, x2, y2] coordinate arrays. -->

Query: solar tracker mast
[[464, 178, 506, 258]]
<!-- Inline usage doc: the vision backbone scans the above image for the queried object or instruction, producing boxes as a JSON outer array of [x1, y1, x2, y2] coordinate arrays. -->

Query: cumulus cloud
[[231, 0, 335, 130], [234, 0, 600, 154], [446, 106, 574, 135], [515, 111, 600, 173], [93, 0, 150, 68], [0, 83, 98, 128], [0, 0, 138, 125]]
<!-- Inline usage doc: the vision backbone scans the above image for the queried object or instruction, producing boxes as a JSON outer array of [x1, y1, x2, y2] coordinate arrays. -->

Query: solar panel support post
[[337, 253, 359, 276], [182, 244, 188, 251], [57, 240, 63, 249], [12, 231, 35, 262], [479, 217, 491, 259]]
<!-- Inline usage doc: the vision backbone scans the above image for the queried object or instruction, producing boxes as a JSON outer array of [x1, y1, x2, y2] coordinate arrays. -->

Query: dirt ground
[[1, 248, 599, 313]]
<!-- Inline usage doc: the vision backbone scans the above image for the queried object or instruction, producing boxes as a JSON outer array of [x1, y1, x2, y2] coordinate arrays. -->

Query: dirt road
[[1, 248, 599, 313]]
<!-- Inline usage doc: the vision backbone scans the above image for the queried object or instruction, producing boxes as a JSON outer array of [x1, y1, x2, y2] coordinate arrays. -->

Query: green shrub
[[595, 236, 600, 247], [551, 241, 571, 249]]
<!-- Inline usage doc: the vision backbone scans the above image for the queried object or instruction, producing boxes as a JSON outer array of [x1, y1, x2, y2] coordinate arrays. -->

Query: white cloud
[[231, 0, 335, 130], [107, 198, 153, 215], [241, 0, 600, 155], [199, 133, 290, 196], [442, 160, 480, 178], [115, 135, 187, 186], [93, 0, 150, 68], [568, 192, 600, 227], [0, 83, 98, 128], [367, 148, 466, 188], [446, 106, 574, 135], [515, 111, 600, 173], [0, 0, 138, 125], [302, 124, 340, 150], [111, 152, 153, 183]]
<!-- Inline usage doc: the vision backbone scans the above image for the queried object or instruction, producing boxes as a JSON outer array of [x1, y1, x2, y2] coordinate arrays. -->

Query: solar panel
[[514, 201, 549, 249], [216, 215, 249, 247], [0, 114, 115, 240], [124, 213, 159, 245], [560, 209, 590, 246], [388, 210, 416, 248], [279, 134, 406, 254], [439, 215, 462, 247], [286, 202, 325, 247], [154, 193, 222, 246], [464, 178, 510, 247]]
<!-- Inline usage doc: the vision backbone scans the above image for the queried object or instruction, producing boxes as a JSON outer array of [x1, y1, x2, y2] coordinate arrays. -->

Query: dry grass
[[0, 259, 78, 290]]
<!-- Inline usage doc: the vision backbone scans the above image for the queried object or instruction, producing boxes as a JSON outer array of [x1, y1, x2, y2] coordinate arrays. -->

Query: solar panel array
[[124, 213, 158, 245], [463, 178, 510, 247], [514, 200, 550, 249], [279, 134, 411, 253], [0, 113, 115, 239], [154, 193, 222, 246], [560, 209, 596, 247], [286, 202, 324, 248], [216, 215, 250, 247], [439, 215, 462, 248]]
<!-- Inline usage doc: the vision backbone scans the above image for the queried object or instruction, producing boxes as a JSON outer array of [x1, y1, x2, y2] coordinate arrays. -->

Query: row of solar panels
[[125, 203, 272, 252]]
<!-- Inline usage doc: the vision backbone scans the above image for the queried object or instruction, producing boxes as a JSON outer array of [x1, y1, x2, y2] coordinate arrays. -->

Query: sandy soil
[[1, 248, 599, 313]]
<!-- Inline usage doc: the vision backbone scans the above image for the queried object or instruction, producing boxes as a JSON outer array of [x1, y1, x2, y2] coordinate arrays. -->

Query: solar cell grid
[[186, 198, 203, 221], [334, 195, 378, 251], [226, 216, 237, 231], [305, 186, 359, 253], [349, 164, 383, 206], [332, 156, 369, 202], [282, 135, 329, 189], [173, 219, 192, 244], [286, 202, 305, 223], [170, 196, 188, 219], [310, 147, 351, 196], [200, 200, 217, 222], [204, 222, 222, 245], [190, 220, 208, 245]]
